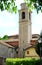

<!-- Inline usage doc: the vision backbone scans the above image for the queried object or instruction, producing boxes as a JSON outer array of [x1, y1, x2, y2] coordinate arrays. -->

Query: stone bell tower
[[19, 3, 32, 57]]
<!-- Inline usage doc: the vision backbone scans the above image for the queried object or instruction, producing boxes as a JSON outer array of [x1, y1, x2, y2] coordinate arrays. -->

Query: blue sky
[[0, 0, 42, 37]]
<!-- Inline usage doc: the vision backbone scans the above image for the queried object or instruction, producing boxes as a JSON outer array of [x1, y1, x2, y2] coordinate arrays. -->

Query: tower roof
[[20, 3, 28, 9]]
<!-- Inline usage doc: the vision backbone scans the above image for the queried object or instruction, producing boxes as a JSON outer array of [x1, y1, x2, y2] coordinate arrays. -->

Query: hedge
[[6, 58, 40, 65]]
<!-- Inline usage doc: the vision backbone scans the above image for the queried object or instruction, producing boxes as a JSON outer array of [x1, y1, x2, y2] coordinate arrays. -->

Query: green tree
[[0, 0, 17, 13], [2, 35, 8, 40], [0, 37, 2, 40], [35, 31, 42, 56], [0, 35, 8, 40], [0, 0, 42, 13]]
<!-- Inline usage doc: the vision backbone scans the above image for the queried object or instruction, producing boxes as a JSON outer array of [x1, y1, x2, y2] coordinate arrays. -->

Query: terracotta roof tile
[[6, 41, 19, 47], [8, 34, 19, 39], [30, 40, 38, 45], [0, 40, 13, 48]]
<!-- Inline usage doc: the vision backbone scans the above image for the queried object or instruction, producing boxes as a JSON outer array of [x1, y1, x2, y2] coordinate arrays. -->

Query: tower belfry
[[19, 3, 32, 57]]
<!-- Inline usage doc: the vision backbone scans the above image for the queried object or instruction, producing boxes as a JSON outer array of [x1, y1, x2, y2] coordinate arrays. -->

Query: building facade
[[0, 41, 15, 58], [0, 40, 16, 65], [24, 46, 39, 59]]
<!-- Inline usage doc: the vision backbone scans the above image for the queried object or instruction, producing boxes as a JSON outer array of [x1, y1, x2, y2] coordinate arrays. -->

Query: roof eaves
[[0, 40, 14, 48]]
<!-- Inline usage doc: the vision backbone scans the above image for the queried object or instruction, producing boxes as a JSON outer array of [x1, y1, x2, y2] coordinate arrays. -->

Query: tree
[[24, 0, 42, 13], [35, 42, 40, 56], [3, 35, 8, 40], [0, 0, 42, 13], [0, 0, 17, 13], [35, 31, 42, 56], [0, 35, 8, 40]]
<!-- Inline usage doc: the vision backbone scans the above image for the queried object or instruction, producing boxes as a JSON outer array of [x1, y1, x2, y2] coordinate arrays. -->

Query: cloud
[[0, 11, 19, 37], [0, 11, 18, 27], [0, 5, 42, 36], [32, 11, 42, 34]]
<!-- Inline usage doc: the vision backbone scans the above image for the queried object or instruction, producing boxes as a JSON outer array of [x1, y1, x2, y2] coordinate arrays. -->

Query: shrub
[[6, 58, 40, 65]]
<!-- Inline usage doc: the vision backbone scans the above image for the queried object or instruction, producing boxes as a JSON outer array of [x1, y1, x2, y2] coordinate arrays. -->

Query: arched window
[[22, 12, 25, 19]]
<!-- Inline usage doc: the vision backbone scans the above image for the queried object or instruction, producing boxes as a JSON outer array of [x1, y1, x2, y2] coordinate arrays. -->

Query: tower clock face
[[22, 12, 25, 19]]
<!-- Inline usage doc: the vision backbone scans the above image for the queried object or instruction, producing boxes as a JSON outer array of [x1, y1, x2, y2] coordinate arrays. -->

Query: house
[[1, 33, 39, 58], [24, 45, 39, 59], [0, 40, 15, 65]]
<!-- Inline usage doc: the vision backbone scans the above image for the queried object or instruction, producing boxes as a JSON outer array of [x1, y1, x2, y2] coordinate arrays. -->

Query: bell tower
[[19, 3, 32, 57]]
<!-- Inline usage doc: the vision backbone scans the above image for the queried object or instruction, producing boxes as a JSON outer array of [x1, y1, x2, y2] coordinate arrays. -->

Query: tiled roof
[[32, 34, 39, 38], [30, 40, 38, 45], [2, 39, 19, 47], [3, 39, 19, 42], [6, 41, 19, 47], [0, 34, 39, 47], [23, 44, 33, 50], [0, 40, 13, 48], [8, 34, 19, 39]]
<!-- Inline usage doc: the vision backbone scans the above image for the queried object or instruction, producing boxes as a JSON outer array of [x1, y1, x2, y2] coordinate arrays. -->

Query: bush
[[6, 58, 40, 65]]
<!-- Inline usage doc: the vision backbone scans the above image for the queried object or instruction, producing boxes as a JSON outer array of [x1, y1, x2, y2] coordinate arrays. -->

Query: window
[[22, 12, 25, 19], [27, 51, 29, 54]]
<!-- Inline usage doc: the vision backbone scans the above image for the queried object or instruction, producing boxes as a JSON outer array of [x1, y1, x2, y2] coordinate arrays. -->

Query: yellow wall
[[25, 47, 39, 59]]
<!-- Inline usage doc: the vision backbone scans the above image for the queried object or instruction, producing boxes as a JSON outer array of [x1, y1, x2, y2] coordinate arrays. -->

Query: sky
[[0, 0, 42, 37]]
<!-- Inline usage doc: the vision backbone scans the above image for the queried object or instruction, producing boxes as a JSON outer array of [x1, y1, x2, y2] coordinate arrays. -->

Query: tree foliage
[[3, 35, 8, 39], [35, 31, 42, 56], [0, 0, 42, 13], [24, 0, 42, 13], [35, 42, 40, 56], [0, 0, 17, 13], [0, 35, 8, 40]]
